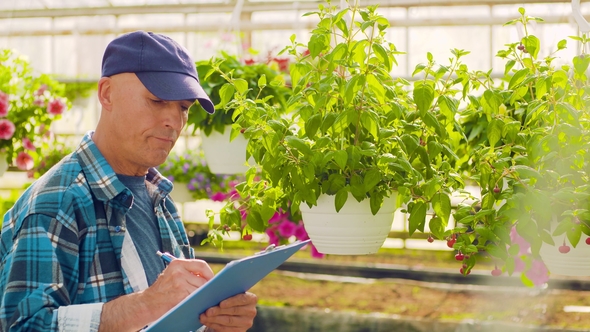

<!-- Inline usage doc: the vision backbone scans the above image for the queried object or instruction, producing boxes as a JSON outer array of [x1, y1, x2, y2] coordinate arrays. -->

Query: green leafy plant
[[447, 7, 590, 285], [204, 1, 462, 248], [0, 49, 70, 170], [187, 51, 291, 136]]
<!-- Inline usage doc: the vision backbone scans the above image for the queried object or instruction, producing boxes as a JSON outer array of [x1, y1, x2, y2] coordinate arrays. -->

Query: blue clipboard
[[145, 239, 310, 332]]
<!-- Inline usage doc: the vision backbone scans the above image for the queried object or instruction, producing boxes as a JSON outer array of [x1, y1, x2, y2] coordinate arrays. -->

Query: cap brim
[[136, 72, 215, 114]]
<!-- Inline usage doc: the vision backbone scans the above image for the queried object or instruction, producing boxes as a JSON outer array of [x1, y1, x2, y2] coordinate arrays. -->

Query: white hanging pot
[[0, 153, 8, 178], [200, 129, 250, 175], [539, 219, 590, 276], [170, 181, 195, 204], [300, 192, 397, 255]]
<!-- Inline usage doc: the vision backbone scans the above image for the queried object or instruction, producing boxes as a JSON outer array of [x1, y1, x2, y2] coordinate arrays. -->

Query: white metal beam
[[0, 14, 576, 37], [0, 0, 574, 19]]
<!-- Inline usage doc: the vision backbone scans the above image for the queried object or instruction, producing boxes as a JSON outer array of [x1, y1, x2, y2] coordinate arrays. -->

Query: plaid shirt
[[0, 132, 195, 332]]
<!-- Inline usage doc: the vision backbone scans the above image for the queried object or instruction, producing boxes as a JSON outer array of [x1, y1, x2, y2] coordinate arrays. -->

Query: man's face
[[105, 73, 193, 173]]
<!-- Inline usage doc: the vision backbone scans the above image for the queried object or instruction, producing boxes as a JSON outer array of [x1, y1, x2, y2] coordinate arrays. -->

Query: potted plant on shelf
[[187, 52, 291, 174], [205, 1, 462, 255], [0, 49, 70, 176]]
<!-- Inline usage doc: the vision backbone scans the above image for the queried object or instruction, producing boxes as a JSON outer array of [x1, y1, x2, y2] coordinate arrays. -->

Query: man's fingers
[[219, 292, 258, 309], [168, 259, 215, 281]]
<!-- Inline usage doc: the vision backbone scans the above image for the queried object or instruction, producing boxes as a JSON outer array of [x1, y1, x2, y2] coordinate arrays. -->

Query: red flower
[[22, 137, 36, 151], [244, 58, 256, 66], [0, 119, 15, 140], [16, 151, 34, 170], [273, 57, 290, 72], [47, 98, 66, 115], [302, 49, 310, 57], [0, 91, 9, 117]]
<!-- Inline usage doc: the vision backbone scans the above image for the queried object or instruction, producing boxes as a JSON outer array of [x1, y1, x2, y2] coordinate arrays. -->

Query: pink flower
[[277, 220, 296, 238], [22, 137, 35, 151], [525, 259, 549, 287], [265, 226, 280, 246], [513, 256, 525, 273], [269, 212, 283, 224], [34, 84, 47, 96], [33, 98, 45, 107], [0, 91, 9, 117], [0, 119, 15, 140], [310, 244, 325, 259], [293, 224, 309, 241], [47, 98, 66, 115], [16, 151, 34, 170], [510, 227, 531, 255], [209, 191, 227, 202]]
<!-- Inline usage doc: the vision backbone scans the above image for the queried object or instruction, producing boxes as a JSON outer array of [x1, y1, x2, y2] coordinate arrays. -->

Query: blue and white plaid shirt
[[0, 131, 195, 331]]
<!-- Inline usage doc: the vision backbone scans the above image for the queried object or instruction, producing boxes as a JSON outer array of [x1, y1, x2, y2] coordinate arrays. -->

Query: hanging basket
[[170, 181, 195, 204], [539, 219, 590, 276], [299, 192, 397, 255], [200, 129, 250, 175]]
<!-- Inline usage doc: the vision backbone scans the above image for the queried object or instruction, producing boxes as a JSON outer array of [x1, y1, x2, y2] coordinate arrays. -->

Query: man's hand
[[200, 292, 258, 332], [99, 259, 214, 332]]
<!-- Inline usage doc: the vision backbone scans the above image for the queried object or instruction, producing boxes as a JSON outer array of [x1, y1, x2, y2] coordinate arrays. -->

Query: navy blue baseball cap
[[101, 30, 214, 114]]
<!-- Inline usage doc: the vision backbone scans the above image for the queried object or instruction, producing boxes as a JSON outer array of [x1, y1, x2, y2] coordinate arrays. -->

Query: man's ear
[[97, 77, 113, 111]]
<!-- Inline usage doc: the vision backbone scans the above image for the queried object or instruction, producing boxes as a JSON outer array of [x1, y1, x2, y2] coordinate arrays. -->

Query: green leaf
[[309, 33, 329, 58], [363, 169, 381, 192], [413, 81, 435, 115], [508, 68, 530, 90], [305, 114, 322, 138], [522, 35, 540, 59], [432, 193, 451, 224], [218, 83, 235, 107], [437, 95, 457, 120], [233, 79, 249, 95], [257, 74, 267, 87], [367, 74, 386, 104], [372, 43, 391, 72], [573, 54, 590, 76], [504, 59, 516, 76], [408, 202, 427, 235], [344, 75, 365, 106], [335, 190, 348, 212], [567, 225, 582, 247], [487, 118, 504, 148], [333, 150, 348, 169], [285, 136, 311, 155]]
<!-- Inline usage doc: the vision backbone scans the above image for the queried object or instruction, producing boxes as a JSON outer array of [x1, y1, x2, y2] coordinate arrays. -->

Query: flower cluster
[[0, 49, 69, 170], [506, 227, 549, 287], [158, 149, 243, 201], [264, 209, 324, 259], [243, 49, 291, 73]]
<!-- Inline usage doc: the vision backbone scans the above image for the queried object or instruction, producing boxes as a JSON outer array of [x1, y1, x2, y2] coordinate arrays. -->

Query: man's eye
[[151, 99, 164, 104]]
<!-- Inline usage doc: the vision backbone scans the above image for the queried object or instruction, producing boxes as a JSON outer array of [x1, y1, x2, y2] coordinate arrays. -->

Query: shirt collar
[[75, 131, 173, 202]]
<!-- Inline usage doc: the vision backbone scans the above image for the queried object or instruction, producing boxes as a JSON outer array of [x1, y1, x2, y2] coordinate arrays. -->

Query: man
[[0, 31, 257, 332]]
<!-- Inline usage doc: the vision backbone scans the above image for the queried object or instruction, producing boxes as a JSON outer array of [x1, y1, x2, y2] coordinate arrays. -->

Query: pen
[[156, 250, 177, 264]]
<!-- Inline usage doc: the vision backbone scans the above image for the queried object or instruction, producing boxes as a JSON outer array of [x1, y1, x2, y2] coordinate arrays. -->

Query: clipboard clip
[[256, 244, 278, 255]]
